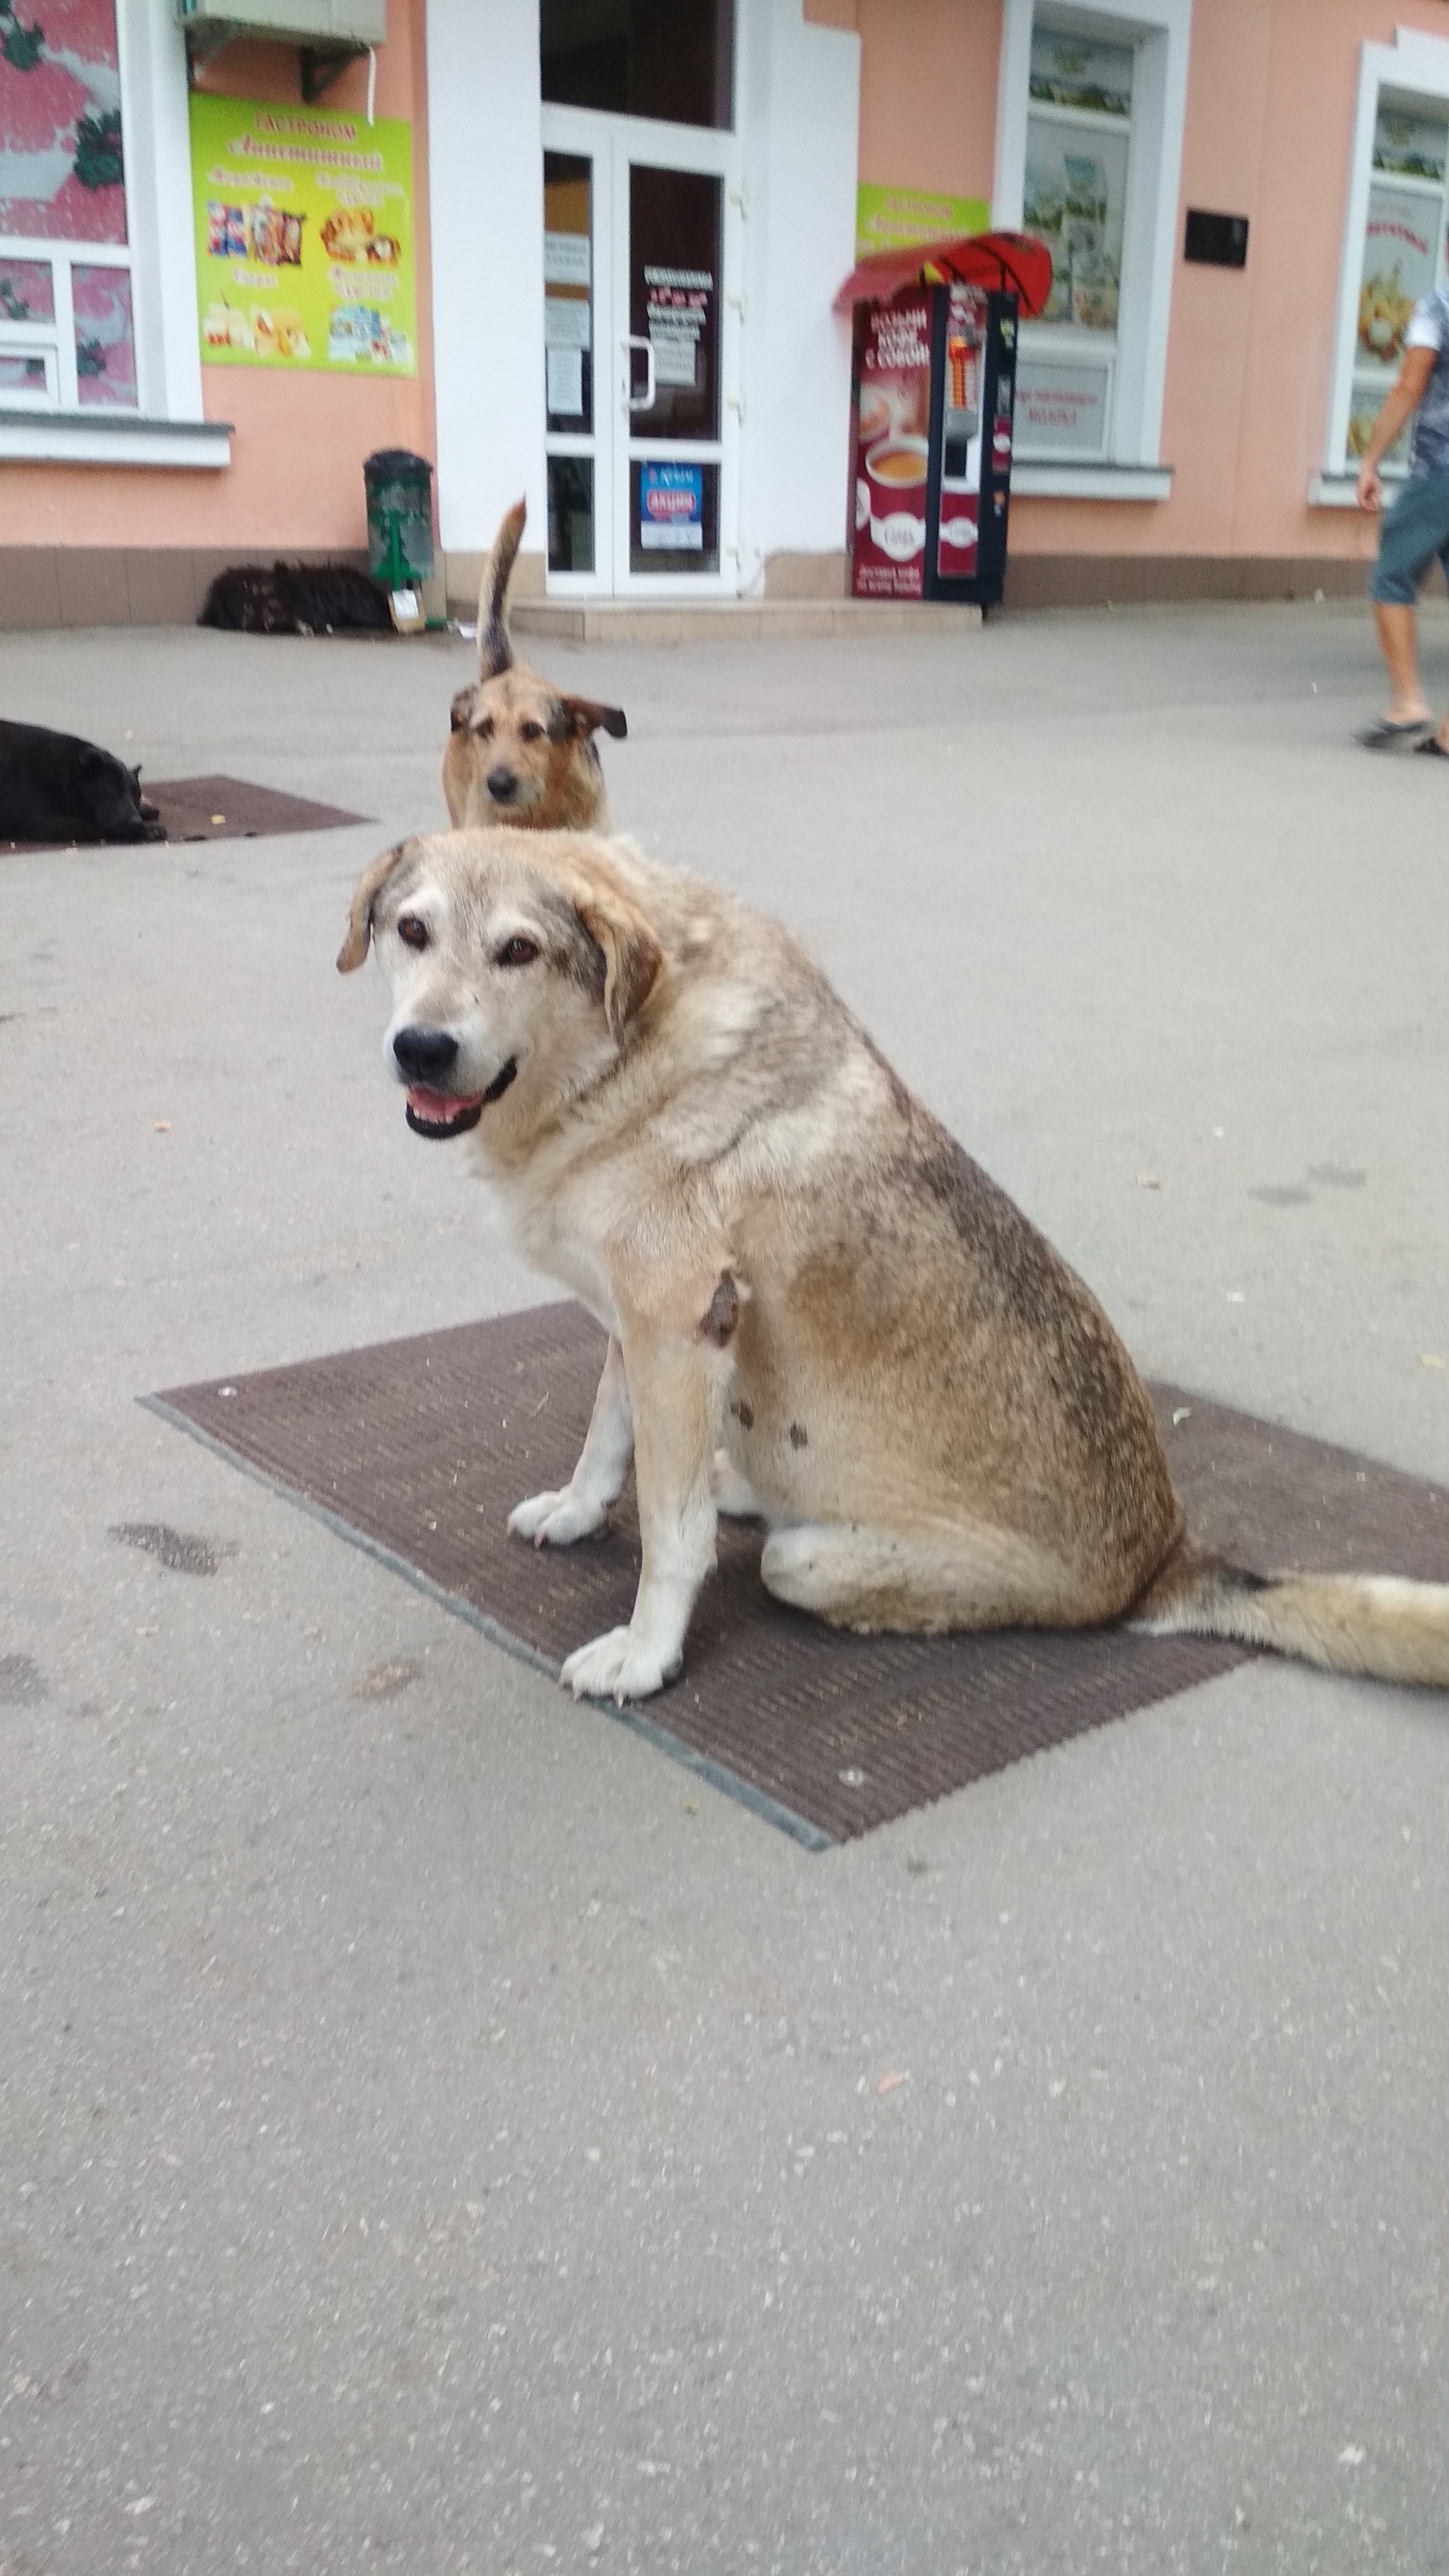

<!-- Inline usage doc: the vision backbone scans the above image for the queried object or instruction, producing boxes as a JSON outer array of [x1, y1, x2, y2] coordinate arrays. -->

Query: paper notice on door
[[546, 345, 584, 418], [649, 323, 698, 388], [544, 230, 591, 288], [545, 294, 591, 350]]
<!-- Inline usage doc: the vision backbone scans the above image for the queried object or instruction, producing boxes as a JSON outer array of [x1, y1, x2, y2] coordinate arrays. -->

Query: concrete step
[[511, 595, 985, 643]]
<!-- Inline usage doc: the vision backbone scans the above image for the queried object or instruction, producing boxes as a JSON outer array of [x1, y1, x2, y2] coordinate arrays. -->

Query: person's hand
[[1357, 456, 1383, 511]]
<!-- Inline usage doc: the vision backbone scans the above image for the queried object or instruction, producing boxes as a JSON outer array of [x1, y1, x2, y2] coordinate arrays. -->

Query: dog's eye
[[518, 720, 545, 743], [496, 935, 539, 968], [396, 914, 429, 950]]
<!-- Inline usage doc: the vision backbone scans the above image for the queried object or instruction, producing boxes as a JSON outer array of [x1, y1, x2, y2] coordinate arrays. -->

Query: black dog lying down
[[0, 718, 164, 846], [199, 561, 391, 636]]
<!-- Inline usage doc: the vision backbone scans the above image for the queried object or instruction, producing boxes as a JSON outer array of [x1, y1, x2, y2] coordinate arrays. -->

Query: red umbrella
[[834, 230, 1053, 319]]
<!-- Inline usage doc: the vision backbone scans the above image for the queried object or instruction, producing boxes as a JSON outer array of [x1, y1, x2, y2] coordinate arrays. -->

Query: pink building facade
[[1, 0, 1447, 621]]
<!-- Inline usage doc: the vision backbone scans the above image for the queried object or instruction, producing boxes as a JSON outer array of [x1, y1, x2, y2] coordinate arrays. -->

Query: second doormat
[[1, 773, 366, 854], [147, 1303, 1449, 1847]]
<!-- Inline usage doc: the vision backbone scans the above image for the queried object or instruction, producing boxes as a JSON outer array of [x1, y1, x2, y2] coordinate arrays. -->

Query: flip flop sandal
[[1356, 716, 1433, 748], [1414, 734, 1449, 757]]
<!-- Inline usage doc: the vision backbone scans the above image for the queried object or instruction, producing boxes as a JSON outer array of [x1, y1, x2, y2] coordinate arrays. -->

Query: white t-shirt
[[1404, 287, 1449, 476]]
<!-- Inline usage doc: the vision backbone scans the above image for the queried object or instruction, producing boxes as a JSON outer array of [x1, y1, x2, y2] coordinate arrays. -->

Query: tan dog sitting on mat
[[340, 826, 1449, 1706], [441, 498, 627, 832]]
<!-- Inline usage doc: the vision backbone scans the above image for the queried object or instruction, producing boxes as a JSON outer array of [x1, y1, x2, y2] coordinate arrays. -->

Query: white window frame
[[0, 243, 133, 413], [993, 0, 1190, 497], [0, 0, 228, 466], [0, 335, 58, 406], [1315, 27, 1449, 509]]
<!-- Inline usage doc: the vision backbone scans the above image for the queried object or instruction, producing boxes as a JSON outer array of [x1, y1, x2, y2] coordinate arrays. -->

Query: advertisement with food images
[[1355, 188, 1438, 373], [851, 298, 932, 599], [189, 96, 416, 374]]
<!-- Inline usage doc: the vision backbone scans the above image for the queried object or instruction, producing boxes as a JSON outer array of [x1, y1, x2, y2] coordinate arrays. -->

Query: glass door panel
[[628, 165, 720, 438], [544, 153, 594, 434], [625, 160, 722, 576], [541, 0, 734, 132], [543, 148, 604, 579], [631, 456, 719, 573]]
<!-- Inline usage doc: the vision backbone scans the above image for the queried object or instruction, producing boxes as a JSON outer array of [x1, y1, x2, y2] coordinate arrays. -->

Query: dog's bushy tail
[[1133, 1539, 1449, 1687], [477, 496, 526, 678]]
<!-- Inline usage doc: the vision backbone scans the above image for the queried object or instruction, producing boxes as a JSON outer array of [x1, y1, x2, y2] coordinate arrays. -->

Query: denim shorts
[[1368, 468, 1449, 604]]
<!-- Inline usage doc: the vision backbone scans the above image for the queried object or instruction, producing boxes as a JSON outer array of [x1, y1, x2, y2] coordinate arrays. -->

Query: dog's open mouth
[[404, 1059, 517, 1139], [405, 1086, 484, 1139]]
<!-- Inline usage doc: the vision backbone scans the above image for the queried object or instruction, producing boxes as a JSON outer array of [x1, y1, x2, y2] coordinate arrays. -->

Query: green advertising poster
[[855, 183, 990, 262], [189, 95, 416, 375]]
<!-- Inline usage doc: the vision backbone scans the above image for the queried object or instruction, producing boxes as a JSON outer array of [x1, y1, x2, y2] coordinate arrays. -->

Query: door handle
[[623, 335, 656, 413]]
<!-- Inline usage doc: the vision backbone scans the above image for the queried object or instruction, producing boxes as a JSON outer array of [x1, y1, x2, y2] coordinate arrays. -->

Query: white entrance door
[[541, 106, 742, 597]]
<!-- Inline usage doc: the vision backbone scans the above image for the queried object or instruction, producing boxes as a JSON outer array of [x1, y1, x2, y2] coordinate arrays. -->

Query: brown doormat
[[145, 774, 368, 841], [145, 1303, 1449, 1848], [1, 773, 366, 853]]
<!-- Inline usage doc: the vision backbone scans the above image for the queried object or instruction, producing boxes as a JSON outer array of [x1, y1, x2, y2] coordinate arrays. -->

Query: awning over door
[[833, 231, 1052, 317]]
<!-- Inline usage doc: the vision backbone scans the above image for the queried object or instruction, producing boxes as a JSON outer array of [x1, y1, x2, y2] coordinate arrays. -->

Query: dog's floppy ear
[[560, 695, 628, 742], [572, 880, 662, 1037], [449, 684, 475, 735], [337, 841, 408, 974]]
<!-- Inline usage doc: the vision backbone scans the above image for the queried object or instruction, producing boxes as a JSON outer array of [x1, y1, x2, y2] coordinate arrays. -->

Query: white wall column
[[119, 0, 207, 424], [735, 0, 860, 590], [425, 0, 546, 562]]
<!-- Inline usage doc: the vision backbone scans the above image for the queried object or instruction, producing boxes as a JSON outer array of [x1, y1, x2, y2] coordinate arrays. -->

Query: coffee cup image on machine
[[862, 435, 928, 561]]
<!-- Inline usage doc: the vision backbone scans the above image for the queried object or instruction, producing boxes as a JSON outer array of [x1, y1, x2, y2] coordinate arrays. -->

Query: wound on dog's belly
[[789, 1422, 809, 1450], [700, 1271, 740, 1348]]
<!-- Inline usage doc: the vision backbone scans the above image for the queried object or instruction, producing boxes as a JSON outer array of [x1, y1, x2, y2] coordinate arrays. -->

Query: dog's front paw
[[507, 1485, 607, 1547], [560, 1626, 680, 1704]]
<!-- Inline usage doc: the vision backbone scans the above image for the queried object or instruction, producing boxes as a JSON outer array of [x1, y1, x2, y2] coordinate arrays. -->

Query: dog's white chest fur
[[498, 1175, 620, 1338]]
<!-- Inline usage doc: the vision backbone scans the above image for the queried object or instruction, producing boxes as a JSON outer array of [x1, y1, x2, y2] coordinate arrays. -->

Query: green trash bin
[[364, 448, 434, 587]]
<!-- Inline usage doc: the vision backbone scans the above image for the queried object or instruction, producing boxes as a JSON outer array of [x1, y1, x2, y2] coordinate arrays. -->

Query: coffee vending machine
[[848, 282, 1018, 609]]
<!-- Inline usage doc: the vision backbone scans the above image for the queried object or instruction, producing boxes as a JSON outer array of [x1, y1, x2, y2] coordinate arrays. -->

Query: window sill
[[1307, 472, 1380, 511], [0, 412, 232, 468], [1010, 463, 1174, 502]]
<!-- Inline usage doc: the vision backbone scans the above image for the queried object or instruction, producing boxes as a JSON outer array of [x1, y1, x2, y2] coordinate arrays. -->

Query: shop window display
[[1344, 95, 1449, 476], [0, 0, 134, 409], [1015, 23, 1135, 461]]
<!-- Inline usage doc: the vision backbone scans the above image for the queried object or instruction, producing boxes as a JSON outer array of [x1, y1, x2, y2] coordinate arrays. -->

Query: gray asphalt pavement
[[2, 598, 1448, 2575]]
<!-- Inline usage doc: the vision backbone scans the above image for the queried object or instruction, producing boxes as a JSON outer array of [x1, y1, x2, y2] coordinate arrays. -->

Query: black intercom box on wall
[[1184, 209, 1249, 268]]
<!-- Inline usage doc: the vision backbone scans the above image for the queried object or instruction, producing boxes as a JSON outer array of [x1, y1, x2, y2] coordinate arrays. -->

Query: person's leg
[[1430, 544, 1449, 750], [1370, 600, 1428, 723], [1366, 473, 1449, 734]]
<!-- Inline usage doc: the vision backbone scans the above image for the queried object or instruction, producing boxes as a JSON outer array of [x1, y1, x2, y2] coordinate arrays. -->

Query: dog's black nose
[[486, 766, 518, 803], [393, 1025, 459, 1081]]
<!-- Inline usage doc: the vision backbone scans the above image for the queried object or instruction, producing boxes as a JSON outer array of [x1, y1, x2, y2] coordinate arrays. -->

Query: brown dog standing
[[441, 498, 628, 832]]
